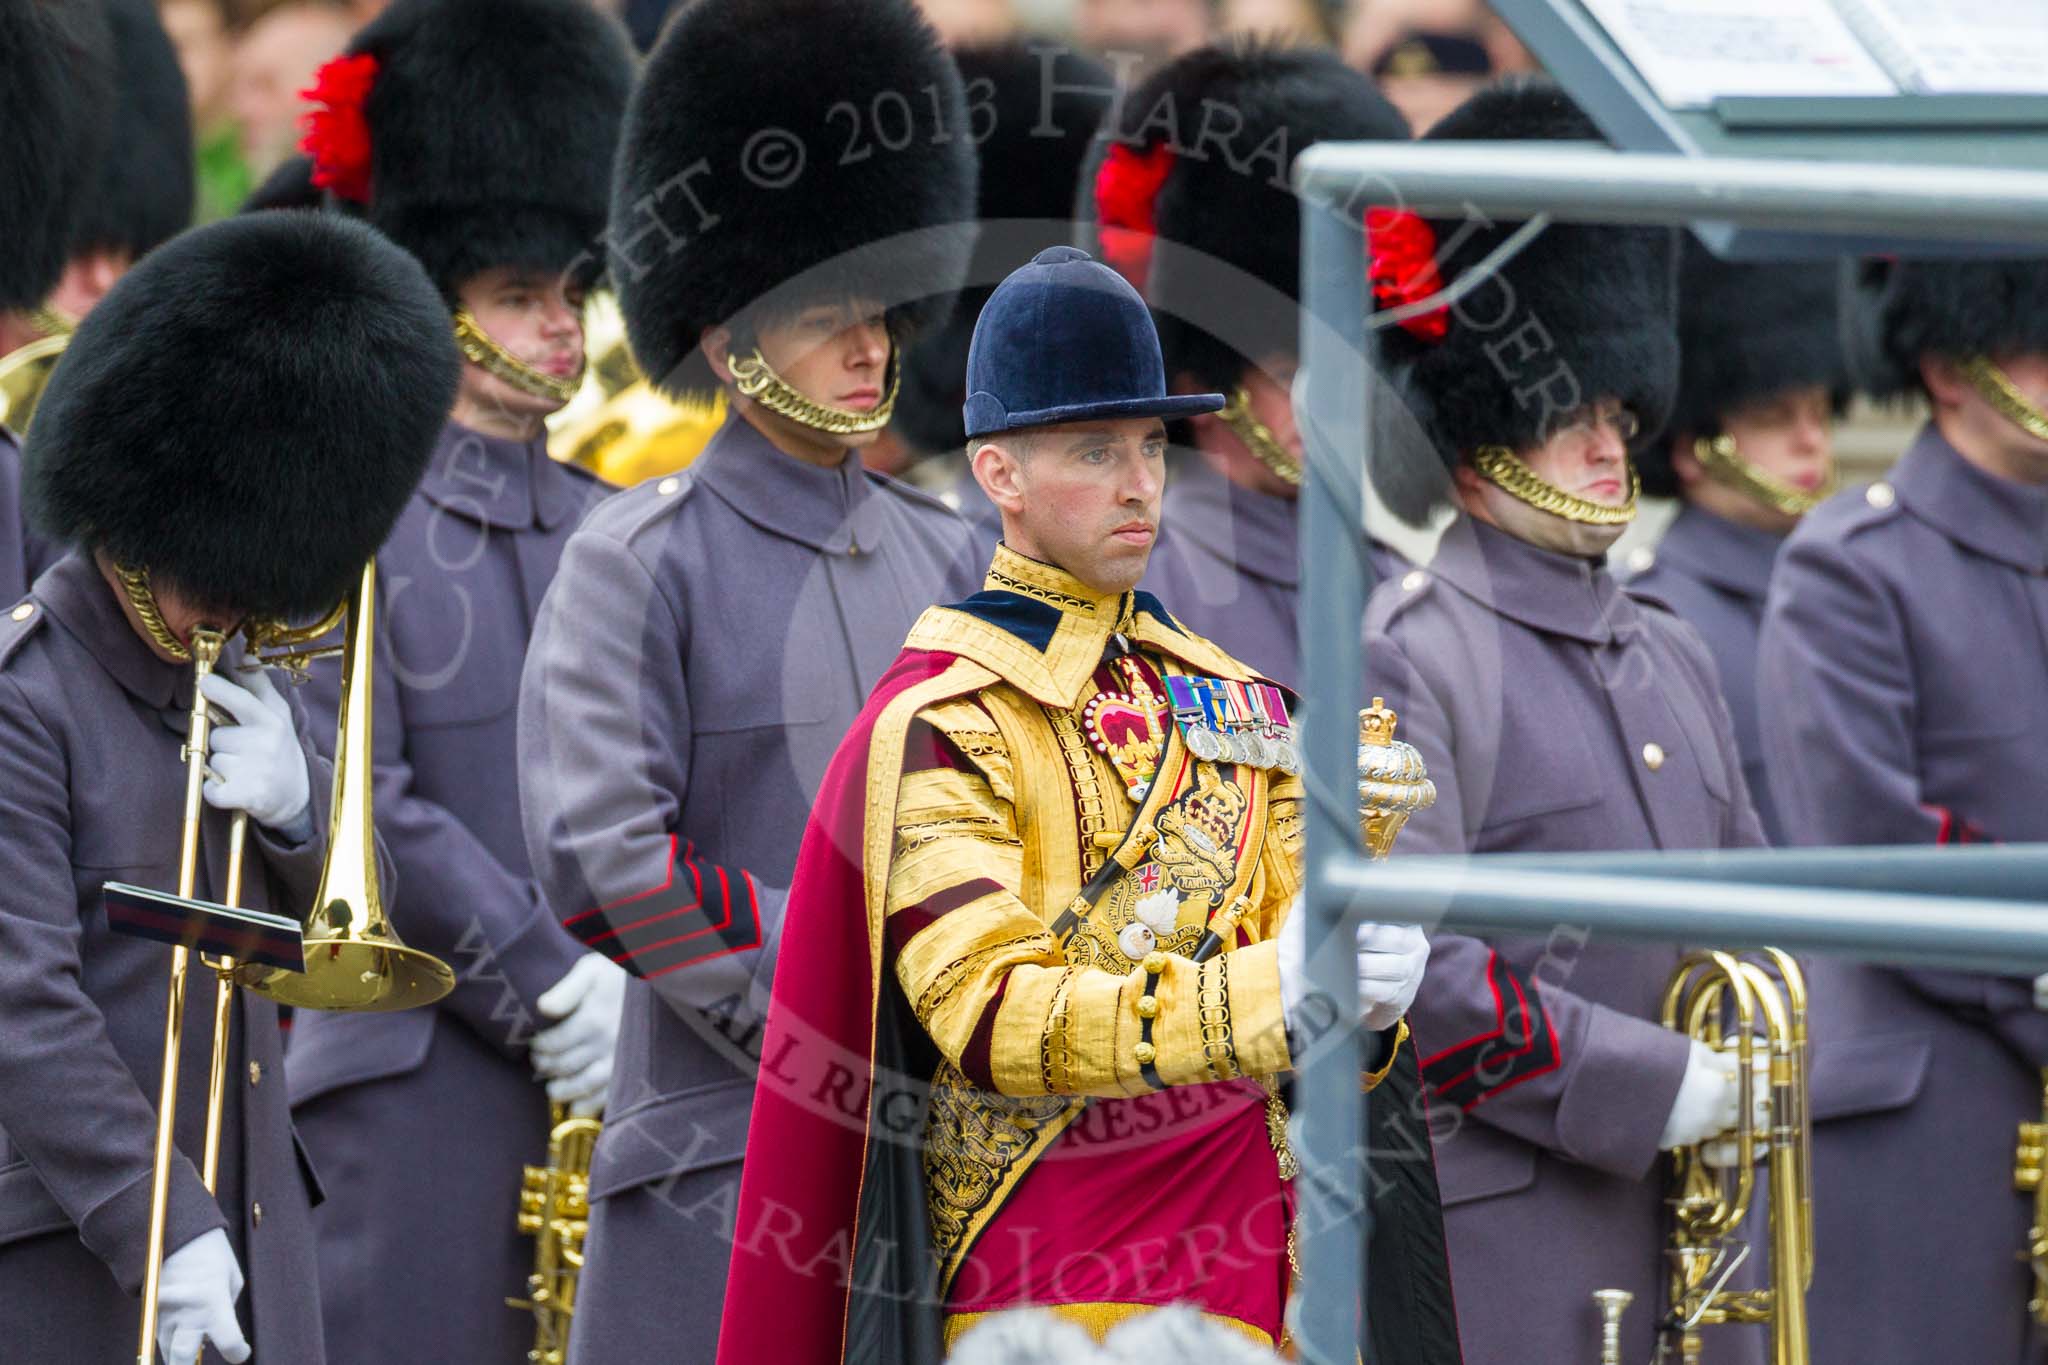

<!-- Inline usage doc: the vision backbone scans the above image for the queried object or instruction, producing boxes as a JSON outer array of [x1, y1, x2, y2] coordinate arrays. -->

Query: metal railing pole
[[1295, 193, 1373, 1364], [1395, 844, 2048, 903], [1322, 858, 2048, 973]]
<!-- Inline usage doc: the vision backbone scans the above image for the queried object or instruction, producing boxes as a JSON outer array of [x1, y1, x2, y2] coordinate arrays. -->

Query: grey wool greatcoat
[[286, 424, 607, 1365], [0, 551, 331, 1363], [0, 426, 62, 602], [1143, 453, 1407, 693], [1365, 516, 1770, 1365], [1759, 423, 2048, 1365], [518, 411, 979, 1363], [1625, 503, 1788, 842]]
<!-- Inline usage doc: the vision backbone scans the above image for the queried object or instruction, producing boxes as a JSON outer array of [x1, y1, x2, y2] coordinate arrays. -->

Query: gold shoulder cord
[[113, 563, 192, 662], [452, 309, 583, 404], [728, 348, 899, 436], [1692, 434, 1834, 517], [1961, 355, 2048, 443], [1218, 388, 1302, 487], [1473, 444, 1639, 527]]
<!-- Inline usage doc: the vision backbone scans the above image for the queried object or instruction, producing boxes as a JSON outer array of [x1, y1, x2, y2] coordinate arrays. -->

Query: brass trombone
[[128, 560, 454, 1363], [1590, 949, 1812, 1365]]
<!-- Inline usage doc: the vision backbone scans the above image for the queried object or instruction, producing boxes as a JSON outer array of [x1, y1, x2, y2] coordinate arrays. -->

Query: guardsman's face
[[749, 299, 893, 453], [454, 266, 587, 423], [1462, 397, 1637, 557], [1680, 383, 1835, 532], [974, 418, 1168, 595]]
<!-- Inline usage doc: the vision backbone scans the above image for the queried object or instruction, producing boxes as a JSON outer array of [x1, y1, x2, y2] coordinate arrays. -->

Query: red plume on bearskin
[[1094, 142, 1175, 289], [1367, 207, 1448, 343], [299, 52, 379, 204]]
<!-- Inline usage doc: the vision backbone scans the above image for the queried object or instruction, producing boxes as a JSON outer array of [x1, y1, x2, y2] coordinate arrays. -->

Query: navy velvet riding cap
[[963, 246, 1225, 439]]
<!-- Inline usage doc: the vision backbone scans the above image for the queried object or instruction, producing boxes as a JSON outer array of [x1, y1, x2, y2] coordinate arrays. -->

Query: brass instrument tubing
[[200, 814, 249, 1189], [138, 628, 227, 1364]]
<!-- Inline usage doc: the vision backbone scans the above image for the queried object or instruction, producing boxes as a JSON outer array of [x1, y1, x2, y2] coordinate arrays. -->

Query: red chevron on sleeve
[[1418, 949, 1561, 1111], [1924, 803, 1989, 845], [560, 835, 764, 979]]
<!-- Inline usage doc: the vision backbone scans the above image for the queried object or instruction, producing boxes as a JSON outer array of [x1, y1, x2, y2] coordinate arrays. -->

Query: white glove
[[1661, 1040, 1771, 1158], [1356, 922, 1429, 1032], [199, 669, 311, 833], [533, 954, 627, 1117], [156, 1227, 250, 1365], [1276, 895, 1429, 1034]]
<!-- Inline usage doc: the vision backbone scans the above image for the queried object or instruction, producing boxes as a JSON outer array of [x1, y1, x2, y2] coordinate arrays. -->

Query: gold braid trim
[[1040, 967, 1077, 1095], [1961, 354, 2048, 443], [986, 565, 1101, 613], [452, 309, 583, 403], [1198, 954, 1239, 1081], [1044, 703, 1109, 881], [113, 563, 191, 662], [913, 927, 1054, 1024], [728, 347, 899, 436], [1693, 434, 1834, 517], [1219, 387, 1301, 487], [1473, 444, 1640, 527]]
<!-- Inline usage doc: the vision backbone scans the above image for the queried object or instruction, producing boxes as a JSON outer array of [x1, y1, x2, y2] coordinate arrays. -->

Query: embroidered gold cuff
[[1363, 1018, 1410, 1093]]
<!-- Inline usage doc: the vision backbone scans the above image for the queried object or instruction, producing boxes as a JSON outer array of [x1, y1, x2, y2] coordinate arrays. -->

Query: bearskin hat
[[613, 0, 978, 402], [26, 212, 459, 618], [894, 40, 1114, 454], [1369, 78, 1679, 527], [240, 155, 339, 216], [321, 0, 633, 296], [1084, 43, 1410, 393], [1841, 255, 2048, 400], [67, 0, 192, 261], [1637, 235, 1848, 496], [0, 0, 113, 309]]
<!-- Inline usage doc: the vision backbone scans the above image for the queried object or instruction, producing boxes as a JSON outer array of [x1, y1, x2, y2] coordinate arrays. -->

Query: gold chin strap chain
[[1960, 355, 2048, 444], [1219, 387, 1302, 487], [727, 347, 899, 437], [1693, 434, 1836, 518], [1472, 444, 1640, 527], [452, 309, 584, 405], [27, 304, 74, 340], [113, 562, 193, 662]]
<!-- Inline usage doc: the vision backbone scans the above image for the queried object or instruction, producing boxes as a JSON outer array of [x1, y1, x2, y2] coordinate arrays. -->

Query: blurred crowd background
[[157, 0, 1532, 223]]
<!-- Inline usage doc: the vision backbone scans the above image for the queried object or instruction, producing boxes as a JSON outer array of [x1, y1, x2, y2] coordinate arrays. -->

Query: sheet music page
[[1580, 0, 1899, 109], [1837, 0, 2048, 94]]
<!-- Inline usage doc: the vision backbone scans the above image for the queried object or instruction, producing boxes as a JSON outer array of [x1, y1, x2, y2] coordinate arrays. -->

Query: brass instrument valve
[[2017, 1120, 2046, 1196]]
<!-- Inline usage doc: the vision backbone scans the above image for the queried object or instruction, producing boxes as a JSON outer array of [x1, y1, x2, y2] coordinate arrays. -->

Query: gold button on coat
[[248, 1061, 262, 1086], [1642, 742, 1666, 771], [1866, 483, 1895, 509], [1401, 570, 1426, 592], [252, 1201, 264, 1226], [9, 602, 31, 621]]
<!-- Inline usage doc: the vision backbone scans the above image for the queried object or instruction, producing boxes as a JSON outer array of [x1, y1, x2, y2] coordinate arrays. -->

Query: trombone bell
[[239, 561, 453, 1012]]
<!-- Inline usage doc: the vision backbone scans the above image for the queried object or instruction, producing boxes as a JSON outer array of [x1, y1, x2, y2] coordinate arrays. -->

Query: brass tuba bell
[[236, 560, 454, 1011]]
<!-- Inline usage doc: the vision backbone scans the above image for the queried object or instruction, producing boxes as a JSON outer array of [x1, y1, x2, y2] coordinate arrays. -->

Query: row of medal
[[1164, 675, 1300, 775]]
